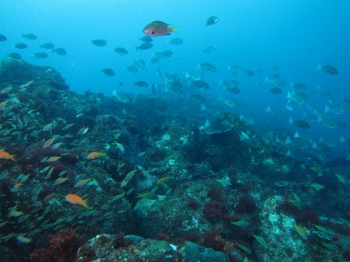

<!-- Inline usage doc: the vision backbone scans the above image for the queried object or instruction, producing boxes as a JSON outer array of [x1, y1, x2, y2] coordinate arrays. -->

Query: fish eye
[[151, 31, 155, 34]]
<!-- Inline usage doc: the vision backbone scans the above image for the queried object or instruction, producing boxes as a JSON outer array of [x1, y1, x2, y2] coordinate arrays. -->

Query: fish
[[91, 39, 107, 46], [134, 81, 149, 88], [0, 34, 7, 41], [53, 177, 69, 186], [42, 138, 56, 148], [190, 80, 210, 90], [114, 47, 128, 56], [86, 151, 103, 159], [33, 52, 48, 59], [253, 235, 268, 249], [205, 16, 219, 26], [137, 192, 158, 200], [143, 21, 176, 37], [22, 33, 37, 40], [65, 193, 90, 208], [0, 150, 15, 161], [318, 64, 338, 75], [270, 87, 283, 94], [311, 183, 325, 191], [137, 42, 153, 50], [221, 80, 240, 94], [157, 177, 170, 185], [198, 62, 217, 72], [40, 43, 55, 49], [231, 220, 250, 227], [169, 38, 183, 45], [126, 65, 138, 73], [74, 178, 90, 188], [15, 43, 28, 49], [16, 235, 32, 244], [216, 176, 232, 187], [77, 127, 89, 135], [102, 68, 115, 76], [236, 243, 252, 254], [293, 223, 308, 238], [335, 173, 346, 183], [293, 120, 310, 129], [139, 36, 153, 42], [0, 101, 8, 109], [8, 52, 22, 59], [52, 48, 67, 55]]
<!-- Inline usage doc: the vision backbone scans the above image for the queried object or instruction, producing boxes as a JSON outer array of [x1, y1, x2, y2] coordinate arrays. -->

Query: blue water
[[1, 0, 349, 158]]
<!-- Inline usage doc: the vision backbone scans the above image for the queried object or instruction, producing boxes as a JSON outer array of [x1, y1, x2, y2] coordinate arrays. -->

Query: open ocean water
[[1, 1, 350, 261]]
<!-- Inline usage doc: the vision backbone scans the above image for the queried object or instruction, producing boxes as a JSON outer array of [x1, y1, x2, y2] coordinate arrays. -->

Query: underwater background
[[1, 0, 350, 261]]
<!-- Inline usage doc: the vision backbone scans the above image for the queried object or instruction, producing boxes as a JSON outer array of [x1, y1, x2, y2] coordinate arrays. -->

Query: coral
[[186, 197, 201, 210], [235, 195, 257, 214], [30, 229, 80, 262], [202, 200, 227, 222]]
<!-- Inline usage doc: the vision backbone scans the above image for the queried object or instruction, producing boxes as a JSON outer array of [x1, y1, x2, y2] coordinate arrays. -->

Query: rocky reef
[[0, 59, 350, 261]]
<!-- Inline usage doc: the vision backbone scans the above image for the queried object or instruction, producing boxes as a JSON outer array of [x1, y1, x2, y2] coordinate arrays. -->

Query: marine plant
[[30, 228, 80, 262]]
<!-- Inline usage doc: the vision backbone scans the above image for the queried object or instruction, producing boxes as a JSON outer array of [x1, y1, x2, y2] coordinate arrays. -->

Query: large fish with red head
[[143, 21, 176, 37]]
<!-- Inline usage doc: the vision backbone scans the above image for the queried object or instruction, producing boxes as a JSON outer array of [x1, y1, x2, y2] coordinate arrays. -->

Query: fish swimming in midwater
[[205, 16, 219, 26], [65, 193, 90, 208], [143, 21, 176, 37]]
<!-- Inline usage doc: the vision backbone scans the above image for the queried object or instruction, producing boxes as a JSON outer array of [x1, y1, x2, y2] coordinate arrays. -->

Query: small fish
[[16, 235, 32, 244], [114, 47, 128, 55], [0, 150, 15, 161], [293, 223, 308, 238], [143, 21, 176, 37], [126, 65, 138, 73], [206, 16, 219, 26], [7, 52, 22, 60], [190, 80, 210, 90], [137, 192, 158, 200], [310, 183, 325, 191], [34, 52, 48, 59], [0, 101, 8, 109], [116, 142, 125, 152], [65, 193, 90, 208], [157, 177, 170, 185], [40, 43, 55, 49], [293, 120, 310, 129], [111, 192, 126, 202], [91, 39, 107, 46], [134, 81, 149, 88], [42, 138, 55, 148], [236, 243, 252, 254], [52, 48, 67, 55], [22, 33, 37, 40], [102, 68, 115, 76], [77, 127, 89, 135], [216, 176, 232, 187], [169, 38, 183, 45], [45, 156, 61, 162], [318, 64, 338, 75], [43, 193, 55, 202], [310, 166, 323, 173], [231, 220, 250, 227], [335, 173, 346, 183], [198, 62, 217, 72], [0, 34, 7, 41], [270, 87, 283, 94], [139, 35, 153, 42], [42, 123, 54, 132], [53, 177, 68, 186], [86, 151, 103, 159], [74, 178, 90, 188], [253, 235, 268, 249], [15, 43, 28, 49], [137, 42, 153, 50]]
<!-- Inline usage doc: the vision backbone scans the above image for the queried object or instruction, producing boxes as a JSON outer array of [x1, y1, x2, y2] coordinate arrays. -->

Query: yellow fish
[[0, 150, 15, 161], [65, 194, 90, 209], [86, 151, 103, 159]]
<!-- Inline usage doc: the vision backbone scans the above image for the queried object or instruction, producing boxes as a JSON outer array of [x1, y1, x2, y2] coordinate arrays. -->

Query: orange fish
[[65, 193, 90, 208], [0, 150, 15, 161], [86, 151, 103, 159], [143, 21, 176, 37]]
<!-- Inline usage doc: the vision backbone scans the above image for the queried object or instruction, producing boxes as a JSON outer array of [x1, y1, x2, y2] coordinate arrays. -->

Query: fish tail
[[10, 154, 16, 161], [170, 26, 178, 33]]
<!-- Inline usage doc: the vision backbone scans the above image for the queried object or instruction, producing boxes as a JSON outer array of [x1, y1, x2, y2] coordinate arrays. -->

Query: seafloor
[[0, 59, 350, 261]]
